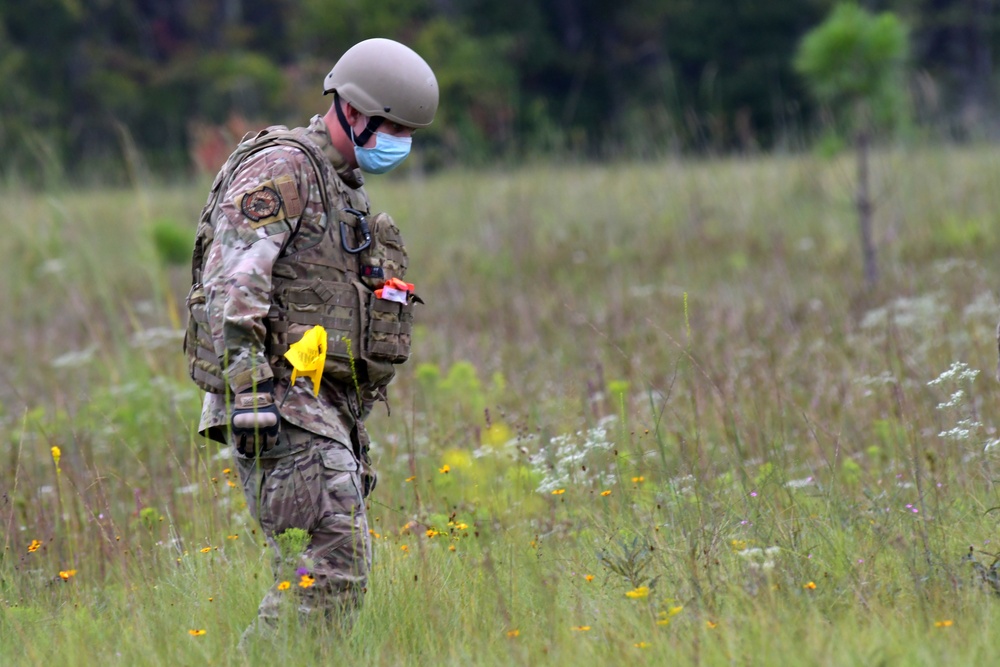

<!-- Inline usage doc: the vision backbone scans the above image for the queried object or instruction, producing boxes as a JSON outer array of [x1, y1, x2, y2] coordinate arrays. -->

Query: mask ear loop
[[333, 92, 385, 147]]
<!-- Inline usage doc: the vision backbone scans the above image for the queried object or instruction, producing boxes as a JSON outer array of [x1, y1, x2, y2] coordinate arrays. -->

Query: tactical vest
[[183, 125, 414, 395]]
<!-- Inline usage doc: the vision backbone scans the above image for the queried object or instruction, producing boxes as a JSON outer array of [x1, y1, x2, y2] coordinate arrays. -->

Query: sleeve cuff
[[228, 364, 274, 394]]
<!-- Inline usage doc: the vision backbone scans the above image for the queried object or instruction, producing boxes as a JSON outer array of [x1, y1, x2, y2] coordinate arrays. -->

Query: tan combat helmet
[[324, 38, 439, 129]]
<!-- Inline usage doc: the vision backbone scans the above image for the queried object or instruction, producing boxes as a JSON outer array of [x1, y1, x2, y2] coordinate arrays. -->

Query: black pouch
[[357, 212, 408, 290]]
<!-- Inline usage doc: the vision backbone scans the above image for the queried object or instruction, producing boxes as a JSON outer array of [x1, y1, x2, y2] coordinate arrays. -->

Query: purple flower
[[296, 567, 310, 576], [750, 491, 758, 497]]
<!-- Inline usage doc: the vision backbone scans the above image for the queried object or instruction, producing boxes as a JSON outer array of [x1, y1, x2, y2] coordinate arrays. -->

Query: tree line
[[1, 0, 997, 182]]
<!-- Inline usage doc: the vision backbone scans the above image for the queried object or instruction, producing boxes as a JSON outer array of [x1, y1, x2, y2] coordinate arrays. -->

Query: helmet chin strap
[[334, 92, 384, 147]]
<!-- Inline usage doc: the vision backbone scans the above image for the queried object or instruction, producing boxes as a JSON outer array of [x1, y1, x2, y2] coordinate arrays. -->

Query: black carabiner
[[340, 207, 372, 254]]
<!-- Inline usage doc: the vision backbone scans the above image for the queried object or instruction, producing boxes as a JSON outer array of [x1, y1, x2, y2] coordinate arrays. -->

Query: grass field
[[3, 145, 1000, 665]]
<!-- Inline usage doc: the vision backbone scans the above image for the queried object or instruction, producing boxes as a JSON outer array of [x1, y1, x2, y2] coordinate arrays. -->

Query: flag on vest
[[284, 325, 327, 395]]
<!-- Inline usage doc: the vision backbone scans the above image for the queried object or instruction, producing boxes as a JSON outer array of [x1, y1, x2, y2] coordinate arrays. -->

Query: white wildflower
[[50, 346, 97, 369], [936, 390, 965, 410], [130, 327, 185, 350], [928, 361, 979, 387]]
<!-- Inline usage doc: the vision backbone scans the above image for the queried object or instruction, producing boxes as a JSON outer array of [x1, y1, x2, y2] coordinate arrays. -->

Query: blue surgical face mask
[[354, 131, 412, 174]]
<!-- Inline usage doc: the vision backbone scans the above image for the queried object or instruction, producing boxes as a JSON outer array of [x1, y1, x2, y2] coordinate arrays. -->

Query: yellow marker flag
[[283, 325, 327, 395]]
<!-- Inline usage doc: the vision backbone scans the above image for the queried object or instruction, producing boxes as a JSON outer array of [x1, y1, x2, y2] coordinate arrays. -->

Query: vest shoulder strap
[[190, 126, 339, 284]]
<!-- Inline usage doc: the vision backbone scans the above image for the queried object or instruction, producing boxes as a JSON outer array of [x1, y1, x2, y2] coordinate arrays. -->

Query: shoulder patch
[[235, 180, 288, 229], [241, 185, 281, 221]]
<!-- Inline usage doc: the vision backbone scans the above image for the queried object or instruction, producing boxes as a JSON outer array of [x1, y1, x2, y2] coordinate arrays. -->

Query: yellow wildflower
[[439, 464, 450, 474], [449, 544, 457, 552], [632, 476, 645, 483], [625, 586, 650, 599], [551, 489, 566, 495], [426, 529, 440, 538], [600, 490, 612, 497], [634, 642, 650, 648], [299, 574, 316, 589], [730, 539, 747, 551], [222, 468, 231, 475], [405, 476, 416, 482], [369, 529, 381, 539], [667, 605, 683, 616], [27, 539, 42, 553], [51, 446, 61, 467], [455, 523, 468, 531], [58, 570, 77, 580], [935, 620, 953, 628], [656, 618, 671, 627], [507, 629, 520, 638], [227, 534, 238, 540], [188, 629, 206, 637], [585, 574, 595, 582], [227, 480, 237, 488], [706, 620, 718, 629], [277, 581, 291, 591], [200, 547, 212, 553], [803, 581, 817, 590], [572, 626, 591, 632], [400, 545, 409, 552]]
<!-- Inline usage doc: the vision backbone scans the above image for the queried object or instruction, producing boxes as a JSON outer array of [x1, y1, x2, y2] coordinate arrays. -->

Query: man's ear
[[343, 101, 363, 124]]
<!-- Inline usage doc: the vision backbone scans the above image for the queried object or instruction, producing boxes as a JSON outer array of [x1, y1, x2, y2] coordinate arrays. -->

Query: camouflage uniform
[[197, 115, 378, 634], [236, 429, 370, 636]]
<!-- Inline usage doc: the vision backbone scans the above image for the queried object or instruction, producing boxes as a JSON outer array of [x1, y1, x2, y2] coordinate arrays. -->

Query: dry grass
[[3, 144, 1000, 665]]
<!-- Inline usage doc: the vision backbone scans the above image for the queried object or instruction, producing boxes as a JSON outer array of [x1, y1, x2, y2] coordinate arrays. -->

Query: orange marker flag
[[375, 277, 415, 303]]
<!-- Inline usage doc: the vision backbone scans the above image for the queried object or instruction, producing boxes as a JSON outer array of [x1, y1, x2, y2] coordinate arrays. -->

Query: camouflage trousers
[[236, 423, 372, 638]]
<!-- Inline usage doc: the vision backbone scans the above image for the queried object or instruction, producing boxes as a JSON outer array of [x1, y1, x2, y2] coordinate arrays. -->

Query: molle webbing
[[366, 296, 413, 361], [267, 279, 364, 384], [185, 127, 339, 394]]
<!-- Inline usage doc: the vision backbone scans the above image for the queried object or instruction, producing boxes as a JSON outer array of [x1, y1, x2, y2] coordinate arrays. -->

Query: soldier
[[183, 38, 438, 639]]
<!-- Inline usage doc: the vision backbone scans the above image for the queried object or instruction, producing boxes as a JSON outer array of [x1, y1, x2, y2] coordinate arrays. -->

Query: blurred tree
[[887, 0, 996, 133], [795, 2, 909, 289], [659, 0, 829, 151], [0, 0, 996, 181]]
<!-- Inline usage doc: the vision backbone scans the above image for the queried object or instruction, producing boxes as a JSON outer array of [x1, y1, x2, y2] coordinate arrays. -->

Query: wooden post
[[856, 125, 878, 288]]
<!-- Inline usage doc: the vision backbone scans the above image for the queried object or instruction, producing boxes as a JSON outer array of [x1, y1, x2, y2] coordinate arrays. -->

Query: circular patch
[[241, 186, 281, 221]]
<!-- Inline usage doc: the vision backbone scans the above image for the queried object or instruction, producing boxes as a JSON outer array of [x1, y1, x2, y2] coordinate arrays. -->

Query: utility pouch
[[183, 283, 226, 393], [365, 291, 414, 365]]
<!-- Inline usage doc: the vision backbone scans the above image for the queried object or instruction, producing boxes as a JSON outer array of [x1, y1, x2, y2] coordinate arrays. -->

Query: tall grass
[[3, 144, 1000, 665]]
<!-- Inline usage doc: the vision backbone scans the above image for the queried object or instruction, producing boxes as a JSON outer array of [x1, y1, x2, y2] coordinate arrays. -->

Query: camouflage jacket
[[198, 115, 372, 452]]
